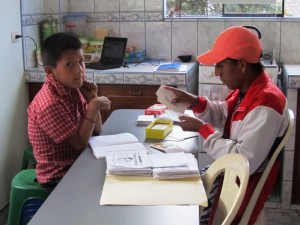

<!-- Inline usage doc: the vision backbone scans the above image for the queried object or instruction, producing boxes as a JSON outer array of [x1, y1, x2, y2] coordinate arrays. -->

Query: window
[[164, 0, 300, 18]]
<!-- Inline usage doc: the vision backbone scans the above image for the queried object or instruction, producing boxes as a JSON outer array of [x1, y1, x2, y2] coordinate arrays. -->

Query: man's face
[[46, 49, 86, 89], [214, 58, 246, 91]]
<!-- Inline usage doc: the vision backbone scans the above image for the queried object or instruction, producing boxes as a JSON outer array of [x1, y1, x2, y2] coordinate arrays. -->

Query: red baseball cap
[[197, 26, 262, 65]]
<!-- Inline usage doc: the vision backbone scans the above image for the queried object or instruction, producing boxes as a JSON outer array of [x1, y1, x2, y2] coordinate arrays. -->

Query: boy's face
[[46, 49, 85, 89]]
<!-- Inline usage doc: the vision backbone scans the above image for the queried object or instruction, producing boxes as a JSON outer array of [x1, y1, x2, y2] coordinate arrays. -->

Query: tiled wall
[[21, 0, 299, 209], [21, 0, 300, 69]]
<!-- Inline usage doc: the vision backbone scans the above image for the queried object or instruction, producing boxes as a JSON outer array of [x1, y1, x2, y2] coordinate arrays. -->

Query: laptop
[[85, 37, 128, 70]]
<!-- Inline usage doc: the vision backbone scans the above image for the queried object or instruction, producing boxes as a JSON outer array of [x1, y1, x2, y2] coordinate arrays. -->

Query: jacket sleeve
[[201, 106, 288, 174], [192, 96, 228, 130]]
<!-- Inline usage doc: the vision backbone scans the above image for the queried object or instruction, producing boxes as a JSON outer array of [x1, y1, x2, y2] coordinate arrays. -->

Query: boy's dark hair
[[41, 32, 82, 67]]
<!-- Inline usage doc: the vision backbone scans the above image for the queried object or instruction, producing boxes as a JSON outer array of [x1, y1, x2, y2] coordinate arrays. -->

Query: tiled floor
[[265, 208, 300, 225], [0, 204, 300, 225]]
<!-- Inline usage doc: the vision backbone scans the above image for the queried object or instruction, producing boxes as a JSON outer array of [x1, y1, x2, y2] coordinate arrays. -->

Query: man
[[165, 26, 289, 224]]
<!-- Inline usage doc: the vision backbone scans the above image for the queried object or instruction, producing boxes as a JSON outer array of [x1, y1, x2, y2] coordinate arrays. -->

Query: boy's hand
[[80, 81, 98, 102], [98, 96, 111, 111], [164, 86, 198, 108]]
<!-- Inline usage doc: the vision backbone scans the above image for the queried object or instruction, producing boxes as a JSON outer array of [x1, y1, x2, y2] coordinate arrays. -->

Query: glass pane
[[164, 0, 284, 18], [165, 0, 222, 17], [223, 0, 283, 16], [285, 0, 300, 17]]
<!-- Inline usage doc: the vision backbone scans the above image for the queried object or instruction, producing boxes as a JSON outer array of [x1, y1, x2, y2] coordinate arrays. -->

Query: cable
[[16, 35, 42, 67], [17, 35, 38, 50]]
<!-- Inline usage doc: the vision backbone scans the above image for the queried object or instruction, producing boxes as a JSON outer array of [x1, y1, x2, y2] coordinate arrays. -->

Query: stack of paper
[[152, 154, 200, 179], [105, 151, 200, 179], [106, 151, 152, 176], [89, 133, 148, 159], [136, 115, 155, 126]]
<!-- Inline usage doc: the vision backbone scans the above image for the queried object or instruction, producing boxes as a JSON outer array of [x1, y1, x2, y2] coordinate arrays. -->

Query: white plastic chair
[[239, 109, 295, 225], [201, 153, 250, 225]]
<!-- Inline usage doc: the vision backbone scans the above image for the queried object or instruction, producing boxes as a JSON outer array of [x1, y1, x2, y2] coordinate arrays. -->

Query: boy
[[27, 32, 111, 194], [165, 26, 289, 224]]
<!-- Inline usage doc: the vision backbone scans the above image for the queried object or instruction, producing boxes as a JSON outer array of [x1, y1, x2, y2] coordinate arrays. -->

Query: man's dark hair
[[41, 32, 82, 68]]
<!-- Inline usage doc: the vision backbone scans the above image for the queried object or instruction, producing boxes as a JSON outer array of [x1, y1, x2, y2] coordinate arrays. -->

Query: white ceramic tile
[[145, 0, 163, 11], [171, 21, 197, 61], [44, 0, 59, 14], [70, 0, 94, 13], [120, 0, 144, 12], [280, 21, 300, 63], [197, 21, 225, 56], [59, 0, 69, 13], [23, 25, 40, 69], [93, 22, 120, 38], [95, 0, 119, 12], [145, 22, 171, 60], [120, 22, 145, 51], [283, 151, 294, 181], [281, 181, 292, 209], [22, 0, 35, 14], [253, 21, 281, 61], [225, 19, 253, 29], [34, 0, 44, 14]]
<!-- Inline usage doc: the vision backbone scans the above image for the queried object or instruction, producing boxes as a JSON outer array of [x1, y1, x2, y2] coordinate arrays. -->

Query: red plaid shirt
[[28, 76, 87, 184]]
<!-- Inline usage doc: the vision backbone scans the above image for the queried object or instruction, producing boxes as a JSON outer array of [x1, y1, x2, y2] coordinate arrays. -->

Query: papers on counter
[[105, 151, 200, 179], [89, 133, 148, 159]]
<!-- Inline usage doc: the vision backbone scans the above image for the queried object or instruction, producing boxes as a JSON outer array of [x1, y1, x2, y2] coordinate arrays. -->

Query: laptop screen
[[100, 37, 128, 64]]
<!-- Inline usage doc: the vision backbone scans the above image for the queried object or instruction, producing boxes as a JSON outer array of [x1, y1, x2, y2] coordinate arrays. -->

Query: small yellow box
[[146, 119, 173, 139]]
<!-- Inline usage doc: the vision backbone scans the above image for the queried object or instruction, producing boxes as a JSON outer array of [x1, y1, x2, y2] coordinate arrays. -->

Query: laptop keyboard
[[85, 62, 122, 70]]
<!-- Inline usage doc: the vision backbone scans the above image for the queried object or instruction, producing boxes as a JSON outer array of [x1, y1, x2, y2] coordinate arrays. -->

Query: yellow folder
[[100, 175, 208, 207]]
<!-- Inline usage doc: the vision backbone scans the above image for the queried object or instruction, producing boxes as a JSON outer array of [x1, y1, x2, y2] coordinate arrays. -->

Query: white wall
[[0, 0, 30, 208]]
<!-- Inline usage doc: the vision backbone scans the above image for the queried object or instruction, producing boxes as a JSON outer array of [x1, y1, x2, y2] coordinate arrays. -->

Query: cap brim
[[197, 50, 227, 65]]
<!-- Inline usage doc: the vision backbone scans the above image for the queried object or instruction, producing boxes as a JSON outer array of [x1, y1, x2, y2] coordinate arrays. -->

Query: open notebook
[[89, 133, 148, 159], [85, 37, 128, 70]]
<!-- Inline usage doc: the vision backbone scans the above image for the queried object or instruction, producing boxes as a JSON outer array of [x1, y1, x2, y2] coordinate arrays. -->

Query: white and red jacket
[[193, 71, 289, 174]]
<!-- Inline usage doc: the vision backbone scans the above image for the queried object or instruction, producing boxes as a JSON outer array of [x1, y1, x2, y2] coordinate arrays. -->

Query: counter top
[[24, 62, 198, 86]]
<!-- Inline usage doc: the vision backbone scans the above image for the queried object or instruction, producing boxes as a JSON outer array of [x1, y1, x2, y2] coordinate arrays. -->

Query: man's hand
[[80, 81, 98, 102], [175, 115, 204, 132], [164, 86, 198, 108]]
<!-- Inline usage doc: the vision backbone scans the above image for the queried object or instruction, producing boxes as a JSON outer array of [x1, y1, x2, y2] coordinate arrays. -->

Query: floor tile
[[265, 208, 300, 225]]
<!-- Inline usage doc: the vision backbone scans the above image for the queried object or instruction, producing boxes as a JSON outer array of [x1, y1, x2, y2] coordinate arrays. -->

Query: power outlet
[[11, 31, 20, 43]]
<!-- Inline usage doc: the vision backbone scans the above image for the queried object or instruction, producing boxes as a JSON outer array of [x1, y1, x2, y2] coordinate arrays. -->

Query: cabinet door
[[28, 83, 43, 102], [98, 85, 159, 122]]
